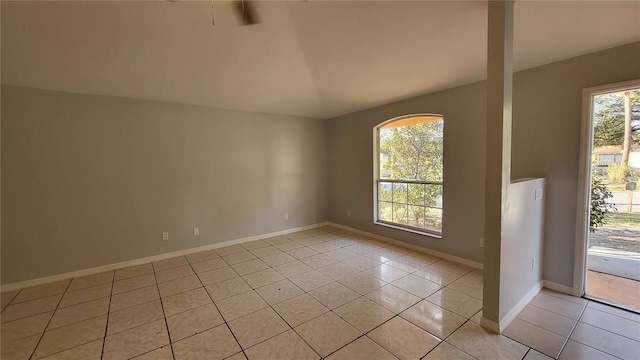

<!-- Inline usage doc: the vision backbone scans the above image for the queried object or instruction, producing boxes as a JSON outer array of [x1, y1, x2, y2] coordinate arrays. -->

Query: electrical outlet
[[284, 213, 289, 220], [347, 210, 351, 217], [480, 238, 484, 248], [162, 232, 169, 241], [193, 228, 199, 236]]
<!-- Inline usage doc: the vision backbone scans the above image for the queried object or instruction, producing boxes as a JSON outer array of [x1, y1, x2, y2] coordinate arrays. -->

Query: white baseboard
[[498, 281, 542, 333], [480, 317, 500, 333], [1, 222, 329, 293], [479, 281, 542, 334], [542, 280, 575, 295], [328, 222, 483, 269]]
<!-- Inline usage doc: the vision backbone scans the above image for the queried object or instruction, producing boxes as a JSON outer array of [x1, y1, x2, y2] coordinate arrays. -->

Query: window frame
[[373, 114, 444, 238]]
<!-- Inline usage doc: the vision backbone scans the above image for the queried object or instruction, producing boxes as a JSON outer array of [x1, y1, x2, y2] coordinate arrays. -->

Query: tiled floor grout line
[[518, 299, 602, 359], [99, 271, 116, 360], [525, 302, 580, 321], [1, 281, 116, 357], [3, 235, 287, 331], [514, 309, 578, 338], [574, 305, 640, 343], [479, 288, 576, 359], [308, 253, 476, 359], [238, 236, 476, 360], [521, 348, 533, 360], [397, 269, 478, 360], [384, 263, 480, 360], [7, 263, 422, 334], [320, 263, 477, 360], [584, 300, 640, 322], [149, 261, 178, 360], [188, 252, 250, 360], [17, 278, 134, 315], [422, 318, 479, 360], [0, 300, 68, 327], [154, 250, 530, 356], [2, 287, 24, 309], [513, 297, 585, 352], [320, 297, 425, 359], [263, 253, 391, 360], [4, 228, 488, 360], [584, 295, 640, 318], [0, 294, 69, 326], [209, 234, 399, 358], [246, 275, 323, 359], [583, 321, 640, 344], [566, 336, 627, 360], [542, 290, 588, 306], [562, 302, 631, 360], [27, 279, 72, 360], [500, 325, 558, 359], [499, 293, 612, 360]]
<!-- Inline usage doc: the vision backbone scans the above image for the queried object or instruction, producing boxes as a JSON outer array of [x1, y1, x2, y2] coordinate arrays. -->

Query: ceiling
[[2, 1, 639, 119]]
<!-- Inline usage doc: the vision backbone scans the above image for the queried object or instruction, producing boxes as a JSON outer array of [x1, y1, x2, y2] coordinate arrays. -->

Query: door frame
[[574, 79, 640, 297]]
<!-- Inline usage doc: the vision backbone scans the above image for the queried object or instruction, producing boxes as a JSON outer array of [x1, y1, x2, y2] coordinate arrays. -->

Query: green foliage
[[606, 163, 631, 184], [590, 179, 616, 233], [379, 121, 443, 231], [602, 212, 640, 231], [606, 163, 640, 184], [593, 91, 640, 148], [380, 122, 443, 181]]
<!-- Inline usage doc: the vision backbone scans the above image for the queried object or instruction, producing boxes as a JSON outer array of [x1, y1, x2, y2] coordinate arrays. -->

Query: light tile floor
[[1, 225, 639, 359], [503, 288, 640, 360]]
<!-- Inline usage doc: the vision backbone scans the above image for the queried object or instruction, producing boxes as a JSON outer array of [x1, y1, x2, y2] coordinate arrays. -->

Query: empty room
[[1, 1, 640, 359]]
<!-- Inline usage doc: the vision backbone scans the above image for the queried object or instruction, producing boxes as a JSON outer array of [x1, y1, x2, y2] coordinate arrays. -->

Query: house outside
[[592, 145, 640, 168]]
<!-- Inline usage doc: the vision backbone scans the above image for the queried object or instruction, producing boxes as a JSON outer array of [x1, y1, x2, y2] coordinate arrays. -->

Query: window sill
[[374, 221, 443, 239]]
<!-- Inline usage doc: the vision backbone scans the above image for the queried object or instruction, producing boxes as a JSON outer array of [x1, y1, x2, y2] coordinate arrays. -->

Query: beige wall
[[501, 178, 545, 321], [3, 42, 639, 288], [328, 82, 488, 264], [1, 86, 329, 284], [511, 42, 640, 286], [328, 42, 640, 288]]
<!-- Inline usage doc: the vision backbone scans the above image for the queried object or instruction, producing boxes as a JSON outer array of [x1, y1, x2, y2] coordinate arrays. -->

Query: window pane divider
[[377, 179, 442, 185]]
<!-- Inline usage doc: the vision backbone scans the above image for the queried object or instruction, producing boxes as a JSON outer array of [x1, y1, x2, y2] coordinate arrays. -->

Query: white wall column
[[481, 0, 514, 333]]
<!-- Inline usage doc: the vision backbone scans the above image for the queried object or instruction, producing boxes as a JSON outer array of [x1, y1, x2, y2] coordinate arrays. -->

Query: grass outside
[[589, 211, 640, 253], [607, 184, 627, 192], [604, 212, 640, 229], [378, 202, 442, 232]]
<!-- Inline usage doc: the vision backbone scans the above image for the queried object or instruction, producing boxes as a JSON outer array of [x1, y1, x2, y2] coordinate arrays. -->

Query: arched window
[[374, 114, 444, 236]]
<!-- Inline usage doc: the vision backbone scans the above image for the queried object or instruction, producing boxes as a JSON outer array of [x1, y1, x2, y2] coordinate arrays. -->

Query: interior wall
[[501, 178, 545, 321], [328, 42, 640, 286], [511, 41, 640, 287], [328, 82, 488, 264], [1, 86, 329, 284]]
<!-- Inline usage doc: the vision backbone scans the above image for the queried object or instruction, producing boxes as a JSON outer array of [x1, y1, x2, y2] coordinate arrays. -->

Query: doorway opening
[[578, 81, 640, 312]]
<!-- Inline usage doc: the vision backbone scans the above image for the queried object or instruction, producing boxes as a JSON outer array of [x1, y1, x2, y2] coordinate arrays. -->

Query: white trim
[[372, 113, 445, 237], [374, 221, 443, 239], [480, 317, 500, 333], [574, 79, 640, 298], [499, 281, 543, 333], [1, 222, 329, 293], [480, 281, 542, 334], [328, 222, 483, 269], [543, 280, 575, 295], [373, 124, 380, 223]]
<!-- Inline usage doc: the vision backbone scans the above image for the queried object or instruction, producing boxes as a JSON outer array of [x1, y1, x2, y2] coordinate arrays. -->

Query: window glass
[[375, 115, 443, 235]]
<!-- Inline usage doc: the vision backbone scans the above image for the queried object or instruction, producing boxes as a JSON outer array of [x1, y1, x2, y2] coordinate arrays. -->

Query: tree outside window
[[376, 115, 443, 235]]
